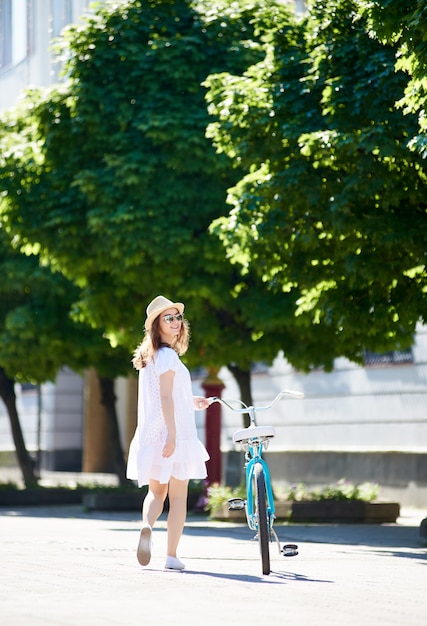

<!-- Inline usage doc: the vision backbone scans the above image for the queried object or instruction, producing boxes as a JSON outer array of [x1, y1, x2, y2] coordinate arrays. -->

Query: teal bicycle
[[210, 390, 303, 575]]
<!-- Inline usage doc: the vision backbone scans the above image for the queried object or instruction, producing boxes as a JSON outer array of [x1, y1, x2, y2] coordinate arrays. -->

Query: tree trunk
[[0, 367, 39, 487], [97, 374, 134, 487], [227, 364, 253, 428]]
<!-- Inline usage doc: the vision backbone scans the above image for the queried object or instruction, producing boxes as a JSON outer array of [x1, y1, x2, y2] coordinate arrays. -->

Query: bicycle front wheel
[[254, 462, 270, 575]]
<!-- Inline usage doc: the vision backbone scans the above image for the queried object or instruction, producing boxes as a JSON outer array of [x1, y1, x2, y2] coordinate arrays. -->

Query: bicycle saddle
[[233, 425, 276, 444]]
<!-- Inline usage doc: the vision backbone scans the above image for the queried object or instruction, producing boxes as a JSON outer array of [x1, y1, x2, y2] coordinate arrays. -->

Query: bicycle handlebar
[[209, 389, 304, 414]]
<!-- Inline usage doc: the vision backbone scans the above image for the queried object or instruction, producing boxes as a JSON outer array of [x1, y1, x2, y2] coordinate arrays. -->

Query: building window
[[363, 349, 413, 367], [27, 0, 34, 56], [0, 0, 12, 69], [20, 382, 38, 393], [0, 0, 31, 71], [49, 0, 73, 80], [50, 0, 72, 38]]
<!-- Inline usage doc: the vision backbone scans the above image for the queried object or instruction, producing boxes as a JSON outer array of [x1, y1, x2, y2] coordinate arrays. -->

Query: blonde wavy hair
[[132, 315, 190, 370]]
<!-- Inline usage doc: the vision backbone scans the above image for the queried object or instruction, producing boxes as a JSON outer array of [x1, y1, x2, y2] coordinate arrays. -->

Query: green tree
[[359, 0, 427, 156], [206, 0, 427, 368], [0, 223, 132, 485], [0, 0, 261, 333], [0, 0, 301, 413]]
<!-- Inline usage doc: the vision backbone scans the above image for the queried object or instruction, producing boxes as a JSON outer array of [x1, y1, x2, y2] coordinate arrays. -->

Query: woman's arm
[[159, 369, 176, 458]]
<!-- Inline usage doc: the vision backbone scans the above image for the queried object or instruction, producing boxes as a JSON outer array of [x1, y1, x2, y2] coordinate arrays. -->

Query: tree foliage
[[359, 0, 427, 156], [206, 0, 427, 367], [0, 220, 132, 484], [0, 0, 301, 414], [0, 0, 264, 342]]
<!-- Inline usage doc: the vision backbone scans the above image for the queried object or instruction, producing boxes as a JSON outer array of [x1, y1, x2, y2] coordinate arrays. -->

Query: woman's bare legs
[[142, 479, 168, 527], [166, 477, 189, 558], [137, 479, 168, 566], [138, 477, 188, 568]]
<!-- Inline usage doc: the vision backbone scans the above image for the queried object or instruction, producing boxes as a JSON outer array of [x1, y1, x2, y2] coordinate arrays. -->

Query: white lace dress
[[126, 347, 209, 487]]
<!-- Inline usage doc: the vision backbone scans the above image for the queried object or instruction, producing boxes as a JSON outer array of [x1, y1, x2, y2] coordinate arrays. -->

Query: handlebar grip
[[285, 390, 304, 398]]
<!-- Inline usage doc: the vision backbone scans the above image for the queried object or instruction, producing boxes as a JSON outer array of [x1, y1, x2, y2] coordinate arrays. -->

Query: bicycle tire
[[254, 463, 270, 575]]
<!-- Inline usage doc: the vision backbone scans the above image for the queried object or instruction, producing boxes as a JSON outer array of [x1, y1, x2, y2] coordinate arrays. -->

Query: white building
[[1, 0, 426, 506]]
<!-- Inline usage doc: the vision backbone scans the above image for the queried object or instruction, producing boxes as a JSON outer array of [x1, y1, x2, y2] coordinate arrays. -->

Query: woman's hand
[[162, 432, 176, 458], [193, 396, 212, 411]]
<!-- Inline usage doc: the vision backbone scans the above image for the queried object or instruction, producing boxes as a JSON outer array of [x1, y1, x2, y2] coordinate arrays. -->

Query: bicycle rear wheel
[[254, 462, 270, 575]]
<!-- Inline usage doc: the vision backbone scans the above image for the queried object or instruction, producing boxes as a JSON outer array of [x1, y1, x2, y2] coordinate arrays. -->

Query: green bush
[[286, 479, 379, 502], [205, 483, 246, 513]]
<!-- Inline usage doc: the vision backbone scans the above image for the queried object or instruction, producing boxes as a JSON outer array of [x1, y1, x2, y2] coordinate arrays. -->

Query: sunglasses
[[163, 314, 184, 324]]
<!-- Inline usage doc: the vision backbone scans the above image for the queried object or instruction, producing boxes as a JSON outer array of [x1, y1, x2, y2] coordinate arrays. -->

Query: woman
[[126, 295, 211, 571]]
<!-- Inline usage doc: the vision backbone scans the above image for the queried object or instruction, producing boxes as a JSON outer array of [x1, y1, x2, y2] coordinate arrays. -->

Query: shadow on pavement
[[180, 568, 333, 585], [1, 505, 425, 559]]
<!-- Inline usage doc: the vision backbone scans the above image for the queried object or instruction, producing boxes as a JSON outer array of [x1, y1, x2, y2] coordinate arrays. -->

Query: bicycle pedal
[[282, 543, 298, 557], [228, 498, 246, 511]]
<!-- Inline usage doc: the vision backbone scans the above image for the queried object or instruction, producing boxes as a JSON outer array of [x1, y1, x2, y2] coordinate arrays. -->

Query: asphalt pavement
[[0, 504, 426, 626]]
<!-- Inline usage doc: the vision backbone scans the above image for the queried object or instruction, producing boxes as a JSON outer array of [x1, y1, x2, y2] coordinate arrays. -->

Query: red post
[[202, 368, 225, 485]]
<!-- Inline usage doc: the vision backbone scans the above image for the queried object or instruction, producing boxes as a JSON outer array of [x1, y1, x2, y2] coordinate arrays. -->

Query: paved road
[[0, 505, 426, 626]]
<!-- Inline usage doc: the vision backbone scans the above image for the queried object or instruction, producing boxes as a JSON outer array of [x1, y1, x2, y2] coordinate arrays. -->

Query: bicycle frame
[[243, 441, 275, 534]]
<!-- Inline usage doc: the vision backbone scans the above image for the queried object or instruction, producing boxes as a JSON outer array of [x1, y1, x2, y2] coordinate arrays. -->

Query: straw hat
[[145, 295, 185, 331]]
